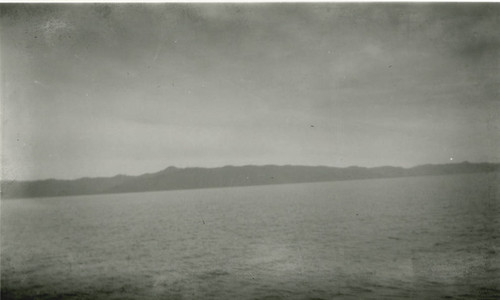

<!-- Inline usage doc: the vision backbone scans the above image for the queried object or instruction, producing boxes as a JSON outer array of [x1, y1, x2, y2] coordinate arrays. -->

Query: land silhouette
[[1, 162, 498, 199]]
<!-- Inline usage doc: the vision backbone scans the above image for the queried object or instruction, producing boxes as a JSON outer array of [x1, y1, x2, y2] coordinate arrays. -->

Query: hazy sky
[[1, 4, 499, 180]]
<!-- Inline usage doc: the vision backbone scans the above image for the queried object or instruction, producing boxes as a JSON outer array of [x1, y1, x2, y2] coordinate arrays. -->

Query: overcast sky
[[1, 4, 499, 180]]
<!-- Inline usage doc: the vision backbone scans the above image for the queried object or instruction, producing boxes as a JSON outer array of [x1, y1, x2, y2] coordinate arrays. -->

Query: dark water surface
[[1, 173, 499, 299]]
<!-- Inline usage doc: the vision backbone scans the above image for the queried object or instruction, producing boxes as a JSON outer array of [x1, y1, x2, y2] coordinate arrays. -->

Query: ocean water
[[1, 173, 499, 299]]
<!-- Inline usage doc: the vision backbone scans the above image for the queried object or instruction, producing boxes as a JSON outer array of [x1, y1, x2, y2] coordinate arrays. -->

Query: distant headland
[[1, 162, 498, 199]]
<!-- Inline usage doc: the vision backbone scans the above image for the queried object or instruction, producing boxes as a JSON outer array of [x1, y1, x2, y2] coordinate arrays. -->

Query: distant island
[[1, 162, 498, 199]]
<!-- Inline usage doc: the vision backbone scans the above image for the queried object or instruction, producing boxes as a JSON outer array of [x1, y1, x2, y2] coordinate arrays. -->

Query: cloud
[[2, 3, 499, 179]]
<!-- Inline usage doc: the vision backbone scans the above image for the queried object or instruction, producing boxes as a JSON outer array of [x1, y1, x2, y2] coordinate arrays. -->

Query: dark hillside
[[2, 162, 498, 199]]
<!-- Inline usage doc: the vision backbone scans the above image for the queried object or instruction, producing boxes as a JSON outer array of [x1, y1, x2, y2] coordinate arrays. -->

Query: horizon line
[[2, 160, 497, 183]]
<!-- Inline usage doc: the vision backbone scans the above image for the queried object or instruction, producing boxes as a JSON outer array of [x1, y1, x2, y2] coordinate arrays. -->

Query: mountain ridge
[[1, 162, 498, 199]]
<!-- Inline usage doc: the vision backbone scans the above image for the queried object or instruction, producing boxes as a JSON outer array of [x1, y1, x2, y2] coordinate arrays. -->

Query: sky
[[1, 3, 499, 180]]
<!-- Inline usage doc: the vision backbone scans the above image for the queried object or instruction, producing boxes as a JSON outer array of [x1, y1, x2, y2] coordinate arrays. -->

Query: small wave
[[347, 285, 373, 293], [195, 269, 230, 280]]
